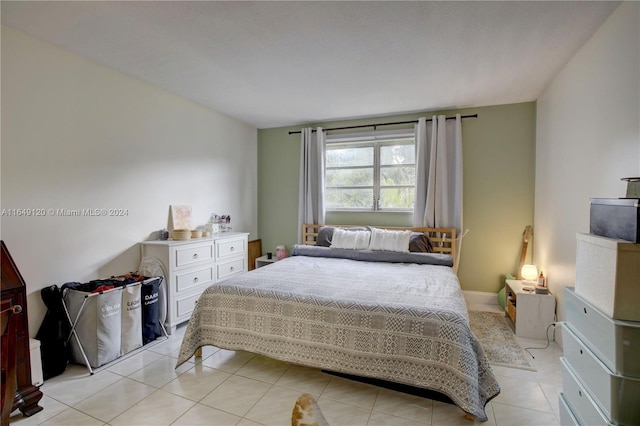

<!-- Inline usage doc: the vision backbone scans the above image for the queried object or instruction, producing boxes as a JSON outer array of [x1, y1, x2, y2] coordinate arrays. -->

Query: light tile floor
[[10, 309, 563, 426]]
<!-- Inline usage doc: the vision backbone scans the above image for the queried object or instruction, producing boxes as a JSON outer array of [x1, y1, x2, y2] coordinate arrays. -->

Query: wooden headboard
[[302, 224, 458, 272]]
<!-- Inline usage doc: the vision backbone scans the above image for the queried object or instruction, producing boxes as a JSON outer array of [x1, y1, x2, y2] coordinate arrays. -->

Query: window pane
[[381, 166, 415, 186], [380, 188, 415, 209], [326, 146, 373, 167], [325, 188, 373, 209], [326, 168, 373, 187], [380, 144, 415, 165]]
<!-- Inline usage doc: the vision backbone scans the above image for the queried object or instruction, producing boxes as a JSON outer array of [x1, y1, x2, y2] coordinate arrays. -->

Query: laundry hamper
[[62, 275, 165, 373], [141, 277, 163, 344], [120, 281, 143, 356], [63, 284, 122, 369]]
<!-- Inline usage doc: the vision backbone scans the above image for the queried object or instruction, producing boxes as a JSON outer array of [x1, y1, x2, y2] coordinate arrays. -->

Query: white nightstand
[[505, 279, 556, 339], [255, 254, 277, 269]]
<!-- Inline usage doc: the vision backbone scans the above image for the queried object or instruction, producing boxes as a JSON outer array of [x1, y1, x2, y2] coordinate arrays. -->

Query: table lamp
[[521, 264, 538, 283]]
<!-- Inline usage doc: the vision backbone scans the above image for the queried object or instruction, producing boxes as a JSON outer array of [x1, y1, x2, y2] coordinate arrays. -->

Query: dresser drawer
[[175, 265, 214, 293], [175, 287, 208, 319], [217, 258, 245, 281], [562, 325, 640, 425], [559, 393, 580, 426], [216, 237, 246, 260], [175, 243, 214, 268], [561, 358, 613, 426], [564, 287, 640, 378]]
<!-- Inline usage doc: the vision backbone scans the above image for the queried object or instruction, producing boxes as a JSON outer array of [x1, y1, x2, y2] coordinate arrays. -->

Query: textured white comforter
[[176, 255, 499, 421]]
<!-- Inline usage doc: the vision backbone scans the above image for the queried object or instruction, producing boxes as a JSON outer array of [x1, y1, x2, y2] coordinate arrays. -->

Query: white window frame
[[325, 129, 416, 212]]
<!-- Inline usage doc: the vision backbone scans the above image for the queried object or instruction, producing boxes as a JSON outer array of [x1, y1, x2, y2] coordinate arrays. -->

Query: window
[[325, 132, 416, 211]]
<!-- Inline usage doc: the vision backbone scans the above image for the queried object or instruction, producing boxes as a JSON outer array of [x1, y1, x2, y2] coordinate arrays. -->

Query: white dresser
[[140, 232, 249, 334], [559, 234, 640, 425]]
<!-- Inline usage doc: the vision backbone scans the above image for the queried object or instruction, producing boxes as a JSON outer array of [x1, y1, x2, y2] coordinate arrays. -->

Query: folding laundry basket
[[120, 282, 143, 356], [141, 277, 164, 344], [63, 284, 122, 369]]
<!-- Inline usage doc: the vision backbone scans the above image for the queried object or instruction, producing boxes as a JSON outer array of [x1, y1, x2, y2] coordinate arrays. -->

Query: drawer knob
[[193, 277, 199, 283], [193, 253, 199, 259], [579, 349, 583, 355], [230, 266, 235, 271], [583, 307, 587, 314], [230, 246, 235, 251], [578, 390, 582, 397]]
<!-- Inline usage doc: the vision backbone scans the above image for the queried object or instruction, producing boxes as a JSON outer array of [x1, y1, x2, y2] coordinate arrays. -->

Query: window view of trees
[[325, 139, 415, 210]]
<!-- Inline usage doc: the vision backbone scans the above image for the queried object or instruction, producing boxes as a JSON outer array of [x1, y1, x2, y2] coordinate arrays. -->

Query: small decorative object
[[535, 271, 549, 294], [171, 229, 191, 240], [159, 228, 169, 240], [211, 223, 220, 234], [535, 286, 549, 294], [276, 245, 288, 260], [171, 205, 192, 230], [537, 271, 546, 287], [622, 177, 640, 198], [267, 252, 273, 259], [202, 231, 210, 237], [191, 230, 202, 239], [520, 264, 538, 284]]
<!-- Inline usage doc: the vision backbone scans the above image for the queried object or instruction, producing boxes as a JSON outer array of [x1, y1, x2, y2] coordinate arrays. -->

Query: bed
[[176, 224, 500, 421]]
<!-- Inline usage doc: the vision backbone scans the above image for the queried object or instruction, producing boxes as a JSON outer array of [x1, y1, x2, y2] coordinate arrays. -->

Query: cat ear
[[291, 393, 329, 426]]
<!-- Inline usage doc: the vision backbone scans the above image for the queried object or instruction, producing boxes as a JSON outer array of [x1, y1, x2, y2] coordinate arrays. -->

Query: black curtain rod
[[288, 113, 478, 135]]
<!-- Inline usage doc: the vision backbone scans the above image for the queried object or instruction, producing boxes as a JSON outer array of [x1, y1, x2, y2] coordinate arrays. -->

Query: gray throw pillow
[[409, 232, 434, 253]]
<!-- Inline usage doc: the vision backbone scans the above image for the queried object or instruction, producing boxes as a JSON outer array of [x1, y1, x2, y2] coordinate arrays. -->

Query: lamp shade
[[521, 264, 538, 282]]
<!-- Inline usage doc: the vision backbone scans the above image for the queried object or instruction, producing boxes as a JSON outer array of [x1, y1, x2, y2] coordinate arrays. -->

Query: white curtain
[[297, 127, 326, 243], [413, 115, 463, 265]]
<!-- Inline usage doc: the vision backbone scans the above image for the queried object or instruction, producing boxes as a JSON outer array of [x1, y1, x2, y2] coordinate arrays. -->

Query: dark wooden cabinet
[[1, 241, 43, 417]]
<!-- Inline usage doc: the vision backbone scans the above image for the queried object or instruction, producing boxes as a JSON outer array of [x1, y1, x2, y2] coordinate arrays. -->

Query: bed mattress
[[176, 255, 499, 421]]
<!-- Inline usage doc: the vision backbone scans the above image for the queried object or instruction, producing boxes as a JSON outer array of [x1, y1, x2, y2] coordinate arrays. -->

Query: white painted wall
[[535, 2, 639, 329], [1, 26, 258, 336]]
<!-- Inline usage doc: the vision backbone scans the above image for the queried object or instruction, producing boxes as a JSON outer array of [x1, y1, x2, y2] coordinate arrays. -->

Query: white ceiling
[[2, 1, 620, 129]]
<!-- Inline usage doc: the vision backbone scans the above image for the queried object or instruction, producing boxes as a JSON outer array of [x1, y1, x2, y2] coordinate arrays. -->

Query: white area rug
[[469, 311, 536, 371]]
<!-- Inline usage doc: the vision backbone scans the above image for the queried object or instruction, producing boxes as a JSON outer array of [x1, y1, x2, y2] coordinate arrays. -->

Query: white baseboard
[[463, 290, 500, 306]]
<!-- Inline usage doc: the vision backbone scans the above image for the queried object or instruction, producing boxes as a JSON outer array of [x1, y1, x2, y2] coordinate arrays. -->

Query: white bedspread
[[176, 255, 499, 421]]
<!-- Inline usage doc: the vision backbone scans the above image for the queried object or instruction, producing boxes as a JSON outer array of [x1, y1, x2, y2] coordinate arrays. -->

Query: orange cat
[[291, 393, 329, 426]]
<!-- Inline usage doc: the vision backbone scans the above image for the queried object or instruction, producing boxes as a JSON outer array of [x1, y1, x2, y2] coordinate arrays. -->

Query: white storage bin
[[575, 233, 640, 321], [561, 358, 614, 426], [562, 325, 640, 424], [564, 287, 640, 378], [29, 338, 43, 387]]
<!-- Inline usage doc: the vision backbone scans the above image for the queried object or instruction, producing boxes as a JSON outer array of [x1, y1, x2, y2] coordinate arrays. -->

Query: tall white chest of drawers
[[140, 232, 249, 334], [559, 234, 640, 425]]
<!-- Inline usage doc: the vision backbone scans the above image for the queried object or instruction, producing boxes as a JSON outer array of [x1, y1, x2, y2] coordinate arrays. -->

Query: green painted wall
[[258, 102, 535, 293]]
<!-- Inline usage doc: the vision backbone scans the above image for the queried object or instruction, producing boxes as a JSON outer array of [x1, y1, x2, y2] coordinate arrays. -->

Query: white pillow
[[330, 228, 371, 250], [368, 228, 412, 253]]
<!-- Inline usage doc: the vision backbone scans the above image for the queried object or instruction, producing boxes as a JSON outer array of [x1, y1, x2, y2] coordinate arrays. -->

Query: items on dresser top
[[140, 232, 248, 335], [589, 197, 639, 243], [575, 233, 640, 322]]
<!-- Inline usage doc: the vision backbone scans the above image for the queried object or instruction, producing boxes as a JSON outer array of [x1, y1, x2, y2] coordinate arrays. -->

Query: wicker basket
[[191, 230, 202, 238], [507, 300, 517, 323], [171, 229, 191, 240]]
